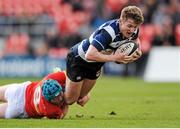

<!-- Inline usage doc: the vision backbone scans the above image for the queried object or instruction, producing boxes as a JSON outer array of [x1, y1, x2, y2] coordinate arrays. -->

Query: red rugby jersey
[[25, 71, 66, 119]]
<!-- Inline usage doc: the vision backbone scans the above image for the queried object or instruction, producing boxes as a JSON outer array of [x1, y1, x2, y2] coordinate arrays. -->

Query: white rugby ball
[[115, 40, 138, 56]]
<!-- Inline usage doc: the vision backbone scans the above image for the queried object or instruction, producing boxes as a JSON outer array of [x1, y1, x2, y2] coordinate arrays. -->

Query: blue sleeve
[[91, 29, 112, 51]]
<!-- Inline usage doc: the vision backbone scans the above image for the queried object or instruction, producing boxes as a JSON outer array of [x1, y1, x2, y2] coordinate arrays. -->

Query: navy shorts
[[66, 47, 104, 82]]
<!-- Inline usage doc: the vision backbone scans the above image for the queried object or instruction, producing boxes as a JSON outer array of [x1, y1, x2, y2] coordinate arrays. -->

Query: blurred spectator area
[[0, 0, 88, 58], [0, 0, 179, 58]]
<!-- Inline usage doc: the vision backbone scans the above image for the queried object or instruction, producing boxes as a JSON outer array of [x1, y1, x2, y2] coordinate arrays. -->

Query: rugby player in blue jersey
[[64, 6, 144, 106]]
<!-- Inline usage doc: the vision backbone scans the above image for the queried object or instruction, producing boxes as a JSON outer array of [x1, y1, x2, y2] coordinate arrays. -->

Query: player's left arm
[[130, 38, 142, 61], [128, 27, 142, 60], [129, 27, 142, 62]]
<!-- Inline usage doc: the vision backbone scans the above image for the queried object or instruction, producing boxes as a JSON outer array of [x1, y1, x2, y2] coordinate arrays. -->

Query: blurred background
[[0, 0, 179, 81]]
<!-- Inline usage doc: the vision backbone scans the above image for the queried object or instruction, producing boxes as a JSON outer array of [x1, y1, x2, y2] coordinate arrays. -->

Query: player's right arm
[[85, 45, 132, 63], [85, 29, 132, 63]]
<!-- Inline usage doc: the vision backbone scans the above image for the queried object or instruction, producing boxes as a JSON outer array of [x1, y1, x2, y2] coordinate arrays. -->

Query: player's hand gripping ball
[[115, 40, 138, 56], [115, 40, 139, 64]]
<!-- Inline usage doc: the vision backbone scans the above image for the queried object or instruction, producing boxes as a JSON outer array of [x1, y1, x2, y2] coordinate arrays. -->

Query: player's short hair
[[120, 6, 144, 24], [42, 79, 62, 102]]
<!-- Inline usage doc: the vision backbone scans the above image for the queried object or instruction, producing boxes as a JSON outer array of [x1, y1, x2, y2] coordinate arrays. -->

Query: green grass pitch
[[0, 76, 180, 128]]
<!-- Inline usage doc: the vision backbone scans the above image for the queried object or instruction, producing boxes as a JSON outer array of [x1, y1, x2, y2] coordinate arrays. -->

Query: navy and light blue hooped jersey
[[73, 19, 139, 62]]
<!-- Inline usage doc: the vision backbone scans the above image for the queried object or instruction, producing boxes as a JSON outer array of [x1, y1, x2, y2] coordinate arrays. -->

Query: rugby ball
[[115, 40, 138, 56]]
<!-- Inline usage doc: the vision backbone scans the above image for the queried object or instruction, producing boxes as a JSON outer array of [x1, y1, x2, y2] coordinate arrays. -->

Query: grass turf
[[0, 76, 180, 127]]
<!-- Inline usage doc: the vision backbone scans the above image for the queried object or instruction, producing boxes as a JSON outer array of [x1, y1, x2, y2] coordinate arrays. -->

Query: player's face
[[120, 18, 139, 38], [50, 91, 64, 106]]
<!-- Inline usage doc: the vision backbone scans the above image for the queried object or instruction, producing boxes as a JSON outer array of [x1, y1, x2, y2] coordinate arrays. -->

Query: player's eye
[[127, 24, 132, 28]]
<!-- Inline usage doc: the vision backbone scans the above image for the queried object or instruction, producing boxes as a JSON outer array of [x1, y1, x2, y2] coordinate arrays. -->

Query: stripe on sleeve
[[93, 39, 105, 49], [103, 26, 116, 41]]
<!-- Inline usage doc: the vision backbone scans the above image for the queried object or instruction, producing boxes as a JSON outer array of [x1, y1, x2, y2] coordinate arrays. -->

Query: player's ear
[[119, 17, 126, 25], [119, 18, 123, 26]]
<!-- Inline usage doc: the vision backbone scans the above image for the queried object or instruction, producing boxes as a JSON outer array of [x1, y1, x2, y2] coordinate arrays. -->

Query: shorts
[[66, 46, 104, 82], [4, 81, 31, 118]]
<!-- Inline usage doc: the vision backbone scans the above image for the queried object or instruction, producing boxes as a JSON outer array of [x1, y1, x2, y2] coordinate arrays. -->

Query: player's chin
[[125, 34, 131, 38]]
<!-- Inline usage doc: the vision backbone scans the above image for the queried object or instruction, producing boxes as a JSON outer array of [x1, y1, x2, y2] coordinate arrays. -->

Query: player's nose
[[130, 28, 135, 33]]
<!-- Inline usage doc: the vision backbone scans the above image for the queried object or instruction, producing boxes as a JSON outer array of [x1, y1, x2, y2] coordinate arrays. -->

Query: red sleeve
[[41, 71, 66, 88], [46, 108, 62, 119], [39, 96, 63, 119]]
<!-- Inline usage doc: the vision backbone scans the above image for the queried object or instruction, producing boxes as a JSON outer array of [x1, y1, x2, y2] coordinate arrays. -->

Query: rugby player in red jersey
[[0, 71, 68, 119]]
